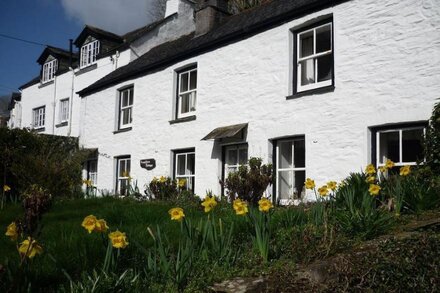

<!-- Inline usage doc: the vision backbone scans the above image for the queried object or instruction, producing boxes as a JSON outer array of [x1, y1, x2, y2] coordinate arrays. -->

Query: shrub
[[222, 157, 273, 205], [425, 100, 440, 173], [145, 176, 179, 200], [0, 128, 87, 201]]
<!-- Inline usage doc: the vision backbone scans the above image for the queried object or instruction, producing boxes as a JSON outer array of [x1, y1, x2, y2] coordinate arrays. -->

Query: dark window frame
[[172, 148, 196, 193], [292, 17, 335, 97]]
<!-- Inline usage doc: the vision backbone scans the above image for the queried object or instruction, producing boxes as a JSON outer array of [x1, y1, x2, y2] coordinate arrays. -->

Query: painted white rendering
[[80, 0, 440, 200]]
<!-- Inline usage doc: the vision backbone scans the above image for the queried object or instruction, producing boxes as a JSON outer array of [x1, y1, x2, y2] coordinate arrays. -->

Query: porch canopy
[[202, 123, 248, 140]]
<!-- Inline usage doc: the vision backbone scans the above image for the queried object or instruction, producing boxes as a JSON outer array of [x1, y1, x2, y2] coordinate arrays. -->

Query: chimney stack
[[195, 0, 229, 36]]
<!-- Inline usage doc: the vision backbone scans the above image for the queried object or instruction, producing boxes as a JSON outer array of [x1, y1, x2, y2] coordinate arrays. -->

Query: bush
[[222, 157, 272, 205], [0, 128, 87, 200], [425, 100, 440, 173]]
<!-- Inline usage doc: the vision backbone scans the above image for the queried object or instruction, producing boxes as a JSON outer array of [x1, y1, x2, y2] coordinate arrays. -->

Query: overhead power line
[[0, 33, 47, 47]]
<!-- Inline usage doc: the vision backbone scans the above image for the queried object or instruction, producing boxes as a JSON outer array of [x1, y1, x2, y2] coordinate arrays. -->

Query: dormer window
[[80, 39, 100, 68], [41, 59, 58, 83]]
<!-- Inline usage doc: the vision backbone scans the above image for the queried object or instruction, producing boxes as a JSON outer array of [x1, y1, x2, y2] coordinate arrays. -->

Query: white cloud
[[61, 0, 167, 35]]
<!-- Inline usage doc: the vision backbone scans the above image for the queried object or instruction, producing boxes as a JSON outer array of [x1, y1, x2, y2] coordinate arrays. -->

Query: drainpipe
[[67, 39, 75, 137], [52, 76, 57, 134]]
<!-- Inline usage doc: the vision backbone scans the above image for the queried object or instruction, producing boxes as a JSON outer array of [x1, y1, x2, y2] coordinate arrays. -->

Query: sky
[[0, 0, 165, 97]]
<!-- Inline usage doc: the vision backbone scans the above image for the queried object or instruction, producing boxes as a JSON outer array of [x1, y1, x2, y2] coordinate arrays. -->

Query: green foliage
[[228, 0, 272, 14], [334, 173, 395, 239], [223, 157, 273, 205], [425, 100, 440, 173], [0, 128, 87, 200], [146, 176, 179, 200], [248, 207, 272, 263]]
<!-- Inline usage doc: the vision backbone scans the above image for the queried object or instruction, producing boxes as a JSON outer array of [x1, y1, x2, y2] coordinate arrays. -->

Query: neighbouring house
[[0, 94, 14, 128], [12, 0, 440, 202]]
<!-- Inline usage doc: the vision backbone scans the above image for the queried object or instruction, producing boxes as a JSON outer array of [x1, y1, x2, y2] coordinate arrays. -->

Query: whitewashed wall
[[81, 0, 440, 198], [19, 50, 131, 137]]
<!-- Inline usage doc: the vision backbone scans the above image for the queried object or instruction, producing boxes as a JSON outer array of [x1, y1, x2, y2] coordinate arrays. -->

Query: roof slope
[[79, 0, 346, 97]]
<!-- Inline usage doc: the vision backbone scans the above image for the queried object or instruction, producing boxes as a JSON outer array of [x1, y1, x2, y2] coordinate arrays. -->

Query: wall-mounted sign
[[140, 158, 156, 170]]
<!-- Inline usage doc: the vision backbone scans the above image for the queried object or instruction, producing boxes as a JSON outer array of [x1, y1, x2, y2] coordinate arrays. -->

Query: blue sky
[[0, 0, 164, 97]]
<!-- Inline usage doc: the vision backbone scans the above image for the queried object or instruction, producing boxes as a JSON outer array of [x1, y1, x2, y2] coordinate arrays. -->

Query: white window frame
[[32, 106, 46, 129], [276, 137, 306, 205], [41, 59, 58, 83], [116, 157, 131, 195], [177, 67, 197, 118], [376, 126, 426, 167], [296, 22, 333, 92], [80, 40, 100, 68], [224, 144, 248, 178], [118, 87, 134, 129], [87, 159, 98, 186], [174, 150, 195, 191], [59, 98, 69, 123]]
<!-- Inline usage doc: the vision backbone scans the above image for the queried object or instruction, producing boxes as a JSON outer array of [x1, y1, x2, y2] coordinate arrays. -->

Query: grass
[[0, 197, 213, 290]]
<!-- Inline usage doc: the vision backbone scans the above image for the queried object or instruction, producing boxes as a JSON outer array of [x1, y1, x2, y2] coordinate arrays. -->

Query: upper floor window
[[375, 125, 426, 168], [42, 59, 58, 83], [59, 98, 69, 123], [33, 106, 46, 129], [176, 66, 197, 118], [80, 40, 100, 68], [118, 87, 133, 129], [295, 21, 333, 93]]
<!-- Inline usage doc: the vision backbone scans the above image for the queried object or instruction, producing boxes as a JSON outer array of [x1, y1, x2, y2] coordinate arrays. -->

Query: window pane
[[278, 170, 292, 200], [226, 149, 237, 166], [177, 155, 186, 176], [126, 160, 131, 173], [317, 54, 332, 82], [180, 93, 190, 114], [379, 131, 399, 163], [190, 92, 196, 112], [294, 170, 306, 199], [122, 108, 131, 125], [129, 89, 134, 106], [120, 179, 128, 195], [299, 31, 314, 58], [238, 148, 248, 165], [402, 128, 424, 162], [316, 24, 331, 53], [279, 141, 292, 169], [187, 153, 195, 175], [293, 139, 305, 168], [190, 70, 197, 90], [300, 59, 315, 86], [180, 73, 189, 92], [119, 160, 126, 176], [122, 91, 129, 107]]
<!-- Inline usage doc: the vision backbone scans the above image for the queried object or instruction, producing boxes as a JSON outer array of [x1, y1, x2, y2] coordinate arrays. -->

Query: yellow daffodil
[[378, 166, 387, 173], [168, 207, 185, 221], [5, 222, 18, 241], [400, 165, 411, 176], [160, 176, 167, 183], [82, 179, 93, 187], [365, 164, 376, 175], [258, 198, 273, 213], [304, 178, 315, 190], [366, 175, 376, 183], [177, 178, 186, 188], [385, 159, 395, 169], [233, 199, 248, 216], [81, 215, 98, 233], [18, 237, 43, 259], [3, 185, 11, 192], [108, 230, 129, 249], [318, 185, 329, 197], [369, 184, 381, 196], [327, 181, 337, 191], [201, 196, 217, 213], [94, 219, 109, 233]]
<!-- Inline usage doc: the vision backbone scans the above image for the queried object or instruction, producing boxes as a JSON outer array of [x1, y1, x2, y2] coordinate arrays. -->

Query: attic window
[[80, 39, 100, 68], [41, 59, 58, 83]]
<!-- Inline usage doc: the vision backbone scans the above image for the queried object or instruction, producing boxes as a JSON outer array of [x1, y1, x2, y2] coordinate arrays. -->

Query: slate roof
[[37, 46, 78, 64], [74, 25, 124, 47], [79, 0, 346, 97]]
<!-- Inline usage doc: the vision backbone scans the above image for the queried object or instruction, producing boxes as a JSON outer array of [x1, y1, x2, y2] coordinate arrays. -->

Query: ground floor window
[[374, 124, 426, 170], [275, 137, 306, 204], [224, 144, 248, 178], [87, 159, 98, 186], [116, 156, 131, 196], [174, 149, 195, 192]]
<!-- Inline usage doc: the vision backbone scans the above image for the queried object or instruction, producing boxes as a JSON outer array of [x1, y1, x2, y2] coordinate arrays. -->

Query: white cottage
[[15, 0, 440, 202]]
